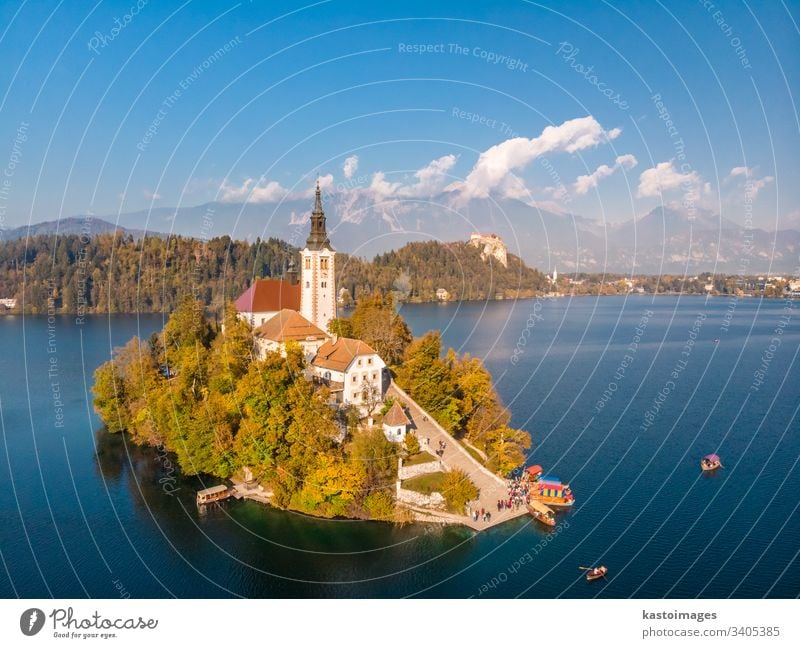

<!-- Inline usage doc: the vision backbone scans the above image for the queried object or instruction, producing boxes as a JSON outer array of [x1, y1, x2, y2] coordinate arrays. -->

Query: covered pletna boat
[[700, 454, 721, 471], [531, 475, 575, 507], [527, 499, 556, 527], [526, 464, 543, 479], [196, 484, 234, 505]]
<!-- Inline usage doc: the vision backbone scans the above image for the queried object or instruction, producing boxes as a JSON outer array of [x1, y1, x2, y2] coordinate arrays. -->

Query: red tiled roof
[[235, 279, 300, 313], [311, 337, 378, 372], [383, 401, 410, 427], [255, 309, 327, 342]]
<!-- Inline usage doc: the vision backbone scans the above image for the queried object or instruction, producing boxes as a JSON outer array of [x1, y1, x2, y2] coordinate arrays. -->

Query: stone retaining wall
[[396, 481, 446, 510], [398, 457, 446, 480]]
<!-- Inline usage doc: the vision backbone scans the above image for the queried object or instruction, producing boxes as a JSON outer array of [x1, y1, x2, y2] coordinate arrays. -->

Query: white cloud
[[448, 116, 621, 202], [288, 210, 307, 225], [299, 173, 334, 199], [342, 155, 359, 179], [573, 154, 638, 195], [727, 166, 773, 199], [219, 177, 290, 203], [747, 175, 774, 199], [347, 154, 458, 205], [728, 166, 752, 178], [398, 154, 457, 198], [219, 174, 336, 204], [367, 171, 402, 199], [637, 160, 704, 198], [143, 189, 162, 201]]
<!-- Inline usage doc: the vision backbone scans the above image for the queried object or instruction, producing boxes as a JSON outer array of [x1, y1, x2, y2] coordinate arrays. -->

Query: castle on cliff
[[468, 233, 508, 268]]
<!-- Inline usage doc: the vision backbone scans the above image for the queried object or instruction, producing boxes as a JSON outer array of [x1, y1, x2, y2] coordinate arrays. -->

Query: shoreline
[[2, 291, 795, 317]]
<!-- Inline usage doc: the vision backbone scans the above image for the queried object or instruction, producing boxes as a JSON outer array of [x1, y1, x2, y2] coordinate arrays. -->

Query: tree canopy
[[395, 331, 532, 476], [92, 298, 397, 519], [1, 234, 546, 314]]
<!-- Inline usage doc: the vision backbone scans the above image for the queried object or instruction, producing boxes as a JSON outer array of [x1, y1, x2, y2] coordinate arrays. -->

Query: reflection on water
[[1, 300, 799, 598]]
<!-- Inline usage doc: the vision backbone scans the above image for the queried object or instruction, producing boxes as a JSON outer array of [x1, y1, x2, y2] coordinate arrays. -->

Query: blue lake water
[[0, 295, 798, 598]]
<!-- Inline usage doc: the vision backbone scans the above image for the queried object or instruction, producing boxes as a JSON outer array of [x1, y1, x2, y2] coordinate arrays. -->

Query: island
[[92, 184, 533, 528]]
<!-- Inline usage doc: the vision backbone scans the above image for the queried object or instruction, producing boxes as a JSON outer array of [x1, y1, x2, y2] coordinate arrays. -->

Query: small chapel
[[235, 181, 387, 415]]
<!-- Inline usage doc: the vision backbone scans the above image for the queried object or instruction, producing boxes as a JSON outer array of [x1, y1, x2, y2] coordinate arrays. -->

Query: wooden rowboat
[[583, 566, 608, 581], [700, 453, 722, 471]]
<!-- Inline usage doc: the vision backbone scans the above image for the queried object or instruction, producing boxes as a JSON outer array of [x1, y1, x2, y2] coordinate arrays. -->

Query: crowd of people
[[466, 505, 492, 523], [497, 475, 532, 512]]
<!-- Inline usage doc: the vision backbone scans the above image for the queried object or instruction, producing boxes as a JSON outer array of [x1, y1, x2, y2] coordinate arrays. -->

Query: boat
[[196, 484, 234, 505], [527, 499, 556, 527], [530, 475, 575, 507], [700, 454, 722, 471], [526, 464, 543, 480], [584, 566, 608, 581]]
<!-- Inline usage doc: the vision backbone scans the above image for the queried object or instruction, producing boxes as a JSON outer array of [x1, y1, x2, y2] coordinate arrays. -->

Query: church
[[235, 181, 388, 416], [235, 181, 334, 330]]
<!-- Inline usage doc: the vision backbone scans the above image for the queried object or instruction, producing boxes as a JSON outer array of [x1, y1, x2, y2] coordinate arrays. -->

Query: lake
[[0, 295, 798, 598]]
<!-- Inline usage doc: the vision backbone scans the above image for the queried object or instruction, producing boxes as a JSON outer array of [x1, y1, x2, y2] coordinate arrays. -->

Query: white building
[[254, 309, 329, 363], [382, 400, 411, 442], [300, 181, 336, 333], [310, 336, 386, 413]]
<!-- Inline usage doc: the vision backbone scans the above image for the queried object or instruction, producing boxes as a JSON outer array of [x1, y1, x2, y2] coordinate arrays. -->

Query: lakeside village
[[93, 183, 574, 533]]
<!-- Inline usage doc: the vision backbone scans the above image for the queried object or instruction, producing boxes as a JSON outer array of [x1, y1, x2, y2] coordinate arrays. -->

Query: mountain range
[[3, 198, 797, 274], [0, 217, 155, 241]]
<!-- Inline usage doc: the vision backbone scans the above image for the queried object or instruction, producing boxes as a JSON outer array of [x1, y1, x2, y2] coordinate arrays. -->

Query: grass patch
[[404, 451, 437, 467], [402, 471, 447, 495]]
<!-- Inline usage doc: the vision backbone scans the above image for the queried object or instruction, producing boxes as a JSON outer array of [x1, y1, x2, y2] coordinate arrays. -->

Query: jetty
[[389, 381, 531, 531]]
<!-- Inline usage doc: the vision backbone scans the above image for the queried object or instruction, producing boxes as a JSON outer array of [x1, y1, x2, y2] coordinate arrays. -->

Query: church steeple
[[300, 179, 336, 332], [306, 180, 331, 251]]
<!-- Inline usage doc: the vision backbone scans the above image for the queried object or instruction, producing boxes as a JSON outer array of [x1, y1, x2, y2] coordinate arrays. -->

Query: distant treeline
[[0, 234, 547, 314], [0, 234, 295, 315]]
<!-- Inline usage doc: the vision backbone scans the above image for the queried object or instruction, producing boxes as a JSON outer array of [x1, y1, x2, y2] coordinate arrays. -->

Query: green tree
[[395, 331, 461, 431], [440, 469, 479, 513], [348, 427, 398, 493]]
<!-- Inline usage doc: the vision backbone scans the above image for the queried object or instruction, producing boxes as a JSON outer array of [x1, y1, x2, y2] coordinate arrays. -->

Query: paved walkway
[[389, 382, 529, 531]]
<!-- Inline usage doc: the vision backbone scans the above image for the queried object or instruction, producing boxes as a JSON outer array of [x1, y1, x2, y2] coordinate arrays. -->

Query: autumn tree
[[440, 469, 479, 513], [395, 331, 461, 431], [347, 291, 412, 366], [403, 431, 420, 456], [348, 427, 398, 494], [482, 425, 532, 476]]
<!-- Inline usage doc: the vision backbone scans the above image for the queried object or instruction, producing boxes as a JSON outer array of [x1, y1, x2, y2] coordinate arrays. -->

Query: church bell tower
[[300, 180, 336, 332]]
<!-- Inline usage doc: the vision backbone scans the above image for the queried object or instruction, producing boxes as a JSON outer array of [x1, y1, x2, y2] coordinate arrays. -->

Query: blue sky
[[0, 0, 797, 232]]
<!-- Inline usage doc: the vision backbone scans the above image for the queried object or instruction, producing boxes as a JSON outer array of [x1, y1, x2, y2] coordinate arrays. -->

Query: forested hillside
[[0, 234, 296, 314], [0, 234, 545, 314], [337, 241, 547, 304]]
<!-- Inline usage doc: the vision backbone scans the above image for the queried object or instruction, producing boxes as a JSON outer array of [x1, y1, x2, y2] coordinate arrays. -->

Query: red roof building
[[235, 279, 301, 327]]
